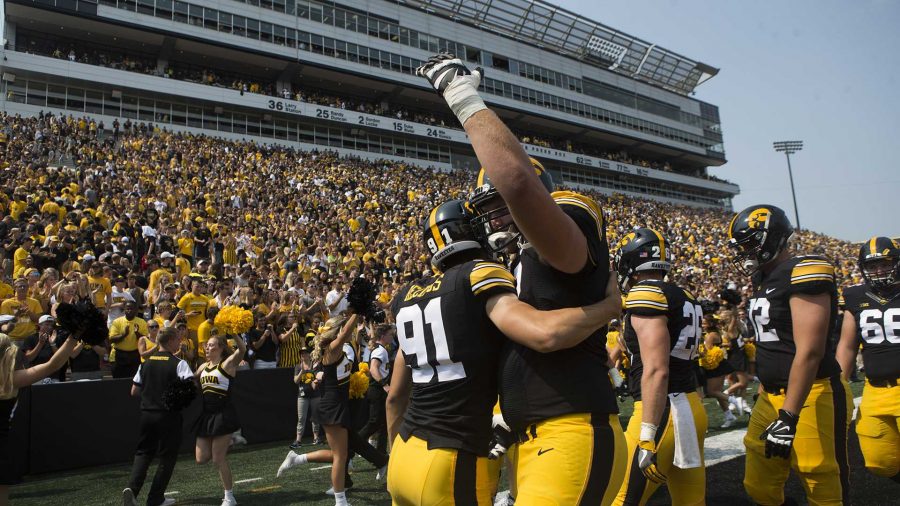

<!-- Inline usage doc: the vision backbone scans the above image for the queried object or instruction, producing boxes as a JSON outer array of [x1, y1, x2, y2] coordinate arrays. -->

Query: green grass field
[[11, 380, 865, 506]]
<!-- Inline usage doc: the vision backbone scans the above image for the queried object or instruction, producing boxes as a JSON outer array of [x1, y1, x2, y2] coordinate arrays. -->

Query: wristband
[[640, 422, 658, 442], [444, 82, 487, 126]]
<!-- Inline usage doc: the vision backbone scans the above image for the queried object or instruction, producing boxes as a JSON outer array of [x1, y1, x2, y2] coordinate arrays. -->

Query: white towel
[[669, 393, 702, 469]]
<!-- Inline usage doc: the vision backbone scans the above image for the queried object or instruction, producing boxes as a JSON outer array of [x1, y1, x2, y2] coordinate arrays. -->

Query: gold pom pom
[[349, 370, 369, 399], [744, 342, 756, 360], [699, 345, 725, 370], [358, 362, 370, 374], [215, 305, 255, 335]]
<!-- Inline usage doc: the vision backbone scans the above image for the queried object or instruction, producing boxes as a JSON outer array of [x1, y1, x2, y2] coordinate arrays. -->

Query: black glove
[[415, 53, 482, 95], [488, 413, 515, 460], [759, 409, 798, 459], [637, 440, 666, 483]]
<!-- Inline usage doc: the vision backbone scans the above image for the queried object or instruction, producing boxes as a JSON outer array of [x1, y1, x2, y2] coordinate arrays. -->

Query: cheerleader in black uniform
[[0, 329, 79, 506], [277, 314, 388, 506], [194, 334, 246, 506]]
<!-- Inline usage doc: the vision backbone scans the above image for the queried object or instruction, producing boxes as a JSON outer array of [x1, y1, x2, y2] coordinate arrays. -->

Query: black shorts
[[704, 360, 735, 379], [316, 387, 351, 428], [194, 406, 240, 437], [726, 347, 748, 372]]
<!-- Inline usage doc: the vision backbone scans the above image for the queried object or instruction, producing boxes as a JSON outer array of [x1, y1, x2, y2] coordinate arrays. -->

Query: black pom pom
[[162, 378, 197, 411], [347, 277, 377, 316], [54, 300, 109, 346]]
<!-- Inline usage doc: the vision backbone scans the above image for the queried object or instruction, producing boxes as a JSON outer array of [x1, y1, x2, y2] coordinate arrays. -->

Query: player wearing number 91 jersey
[[385, 200, 621, 506], [727, 204, 851, 506], [836, 236, 900, 481], [611, 228, 708, 506]]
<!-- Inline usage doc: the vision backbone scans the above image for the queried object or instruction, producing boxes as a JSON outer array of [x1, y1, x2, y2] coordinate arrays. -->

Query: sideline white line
[[311, 465, 332, 471], [164, 491, 180, 495], [235, 477, 264, 485]]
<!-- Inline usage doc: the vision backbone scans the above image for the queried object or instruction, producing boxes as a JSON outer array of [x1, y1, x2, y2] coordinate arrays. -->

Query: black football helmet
[[859, 236, 900, 292], [423, 199, 483, 272], [727, 205, 794, 276], [469, 157, 554, 253], [613, 228, 673, 290]]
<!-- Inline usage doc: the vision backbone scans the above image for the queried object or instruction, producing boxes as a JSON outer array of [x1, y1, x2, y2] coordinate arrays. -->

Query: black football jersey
[[840, 284, 900, 381], [499, 191, 618, 431], [623, 280, 702, 401], [747, 255, 840, 390], [391, 259, 516, 455]]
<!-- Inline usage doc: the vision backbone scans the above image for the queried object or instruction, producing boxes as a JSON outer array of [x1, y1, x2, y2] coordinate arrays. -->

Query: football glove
[[637, 440, 666, 484], [759, 409, 798, 459], [488, 413, 515, 460], [415, 53, 487, 126]]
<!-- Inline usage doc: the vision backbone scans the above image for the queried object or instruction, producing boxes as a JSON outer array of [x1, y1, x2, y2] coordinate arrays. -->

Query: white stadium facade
[[1, 0, 738, 208]]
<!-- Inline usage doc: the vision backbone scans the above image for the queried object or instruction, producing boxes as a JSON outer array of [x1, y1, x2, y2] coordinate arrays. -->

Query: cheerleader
[[276, 314, 388, 506], [194, 333, 247, 506], [1, 323, 80, 506], [700, 314, 737, 428]]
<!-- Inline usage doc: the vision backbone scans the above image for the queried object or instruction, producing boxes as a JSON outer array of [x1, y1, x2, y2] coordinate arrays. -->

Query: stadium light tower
[[773, 140, 804, 230]]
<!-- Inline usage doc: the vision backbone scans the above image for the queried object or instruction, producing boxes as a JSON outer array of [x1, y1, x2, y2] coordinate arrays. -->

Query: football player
[[836, 236, 900, 481], [417, 53, 625, 505], [727, 205, 852, 505], [612, 229, 707, 506], [385, 200, 621, 506]]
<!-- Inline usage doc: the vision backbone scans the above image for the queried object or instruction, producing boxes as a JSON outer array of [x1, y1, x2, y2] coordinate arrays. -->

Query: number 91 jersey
[[622, 280, 702, 401], [746, 255, 840, 390], [840, 284, 900, 382], [390, 260, 517, 456]]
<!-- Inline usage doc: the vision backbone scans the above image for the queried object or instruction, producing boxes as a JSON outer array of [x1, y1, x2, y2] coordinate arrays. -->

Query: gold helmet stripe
[[650, 228, 666, 259], [869, 236, 878, 256], [476, 169, 487, 187], [428, 206, 445, 249], [727, 213, 739, 239]]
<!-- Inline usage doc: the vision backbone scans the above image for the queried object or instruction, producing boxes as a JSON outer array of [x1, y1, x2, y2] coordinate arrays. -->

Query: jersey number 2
[[396, 297, 466, 384], [674, 302, 702, 360], [749, 298, 778, 342]]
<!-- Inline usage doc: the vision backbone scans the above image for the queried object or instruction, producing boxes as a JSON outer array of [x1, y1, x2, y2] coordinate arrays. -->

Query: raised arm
[[222, 332, 248, 374], [416, 54, 588, 273], [463, 112, 588, 273], [13, 338, 79, 388], [326, 314, 361, 355]]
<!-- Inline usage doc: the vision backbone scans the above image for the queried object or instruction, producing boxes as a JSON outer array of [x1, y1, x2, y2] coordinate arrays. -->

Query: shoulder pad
[[790, 256, 835, 286], [469, 261, 516, 297], [625, 280, 669, 311]]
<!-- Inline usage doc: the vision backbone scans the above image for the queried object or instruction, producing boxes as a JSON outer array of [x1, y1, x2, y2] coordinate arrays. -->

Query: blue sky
[[554, 0, 899, 241]]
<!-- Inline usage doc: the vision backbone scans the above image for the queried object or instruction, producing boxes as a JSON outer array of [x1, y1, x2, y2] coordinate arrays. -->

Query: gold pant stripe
[[614, 392, 707, 506], [857, 382, 900, 478], [743, 377, 852, 506], [512, 413, 626, 506], [387, 434, 496, 505]]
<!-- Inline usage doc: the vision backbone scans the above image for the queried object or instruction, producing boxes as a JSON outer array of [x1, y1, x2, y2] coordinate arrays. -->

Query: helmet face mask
[[468, 158, 553, 257], [727, 205, 793, 277], [858, 237, 900, 293], [470, 196, 519, 255]]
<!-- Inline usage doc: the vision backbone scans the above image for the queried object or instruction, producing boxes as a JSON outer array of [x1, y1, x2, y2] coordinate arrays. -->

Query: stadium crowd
[[14, 32, 727, 180], [0, 110, 858, 380]]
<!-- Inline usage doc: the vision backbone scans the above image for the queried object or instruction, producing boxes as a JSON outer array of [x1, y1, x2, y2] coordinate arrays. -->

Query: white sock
[[296, 453, 309, 465], [334, 491, 349, 506], [224, 489, 235, 500]]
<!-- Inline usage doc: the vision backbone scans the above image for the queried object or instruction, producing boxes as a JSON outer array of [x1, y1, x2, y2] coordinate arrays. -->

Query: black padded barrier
[[19, 367, 299, 475]]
